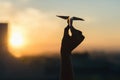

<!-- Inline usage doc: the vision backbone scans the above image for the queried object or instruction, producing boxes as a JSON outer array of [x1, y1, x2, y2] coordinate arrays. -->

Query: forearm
[[60, 51, 74, 80], [60, 25, 84, 80]]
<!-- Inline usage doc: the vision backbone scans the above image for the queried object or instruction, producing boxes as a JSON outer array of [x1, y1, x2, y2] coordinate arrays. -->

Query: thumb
[[63, 25, 70, 37], [70, 26, 82, 36]]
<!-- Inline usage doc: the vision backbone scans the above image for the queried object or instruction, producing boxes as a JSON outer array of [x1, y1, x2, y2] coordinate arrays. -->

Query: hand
[[61, 25, 85, 54]]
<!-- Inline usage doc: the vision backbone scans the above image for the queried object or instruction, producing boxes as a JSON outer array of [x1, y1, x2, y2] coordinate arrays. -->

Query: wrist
[[61, 49, 71, 57], [61, 46, 71, 52], [61, 48, 71, 53]]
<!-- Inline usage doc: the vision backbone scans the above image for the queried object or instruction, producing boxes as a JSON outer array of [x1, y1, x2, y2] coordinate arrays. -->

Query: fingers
[[70, 26, 82, 36], [70, 26, 77, 34], [63, 25, 84, 40], [63, 25, 70, 37], [70, 25, 85, 42]]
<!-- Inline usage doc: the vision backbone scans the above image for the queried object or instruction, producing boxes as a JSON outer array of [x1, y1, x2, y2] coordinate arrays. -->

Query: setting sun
[[10, 32, 24, 47], [8, 26, 26, 57], [9, 25, 25, 49]]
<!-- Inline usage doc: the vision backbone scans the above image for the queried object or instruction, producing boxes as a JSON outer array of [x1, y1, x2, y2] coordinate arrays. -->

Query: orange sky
[[0, 0, 120, 57]]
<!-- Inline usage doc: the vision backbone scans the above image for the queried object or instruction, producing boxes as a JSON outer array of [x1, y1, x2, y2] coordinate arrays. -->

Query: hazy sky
[[0, 0, 120, 57]]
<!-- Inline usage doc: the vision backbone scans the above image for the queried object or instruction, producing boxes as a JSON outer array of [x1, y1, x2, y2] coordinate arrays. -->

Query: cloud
[[0, 2, 14, 22], [0, 1, 61, 57]]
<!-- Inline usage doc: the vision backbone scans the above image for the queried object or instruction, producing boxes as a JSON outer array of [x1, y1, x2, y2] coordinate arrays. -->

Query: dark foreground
[[0, 51, 120, 80]]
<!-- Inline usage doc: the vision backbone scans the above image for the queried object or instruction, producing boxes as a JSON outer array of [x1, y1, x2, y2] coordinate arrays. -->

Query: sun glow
[[8, 25, 26, 57], [9, 25, 25, 49], [10, 32, 24, 48]]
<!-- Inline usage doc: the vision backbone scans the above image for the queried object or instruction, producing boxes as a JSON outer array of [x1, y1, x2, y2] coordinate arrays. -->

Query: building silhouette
[[0, 23, 8, 55], [0, 23, 8, 78], [0, 23, 24, 79]]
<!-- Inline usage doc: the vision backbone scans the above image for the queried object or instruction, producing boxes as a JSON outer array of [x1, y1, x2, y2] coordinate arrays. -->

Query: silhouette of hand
[[61, 25, 85, 54]]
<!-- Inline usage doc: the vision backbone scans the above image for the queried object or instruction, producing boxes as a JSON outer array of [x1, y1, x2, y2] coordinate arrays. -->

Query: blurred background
[[0, 0, 120, 80]]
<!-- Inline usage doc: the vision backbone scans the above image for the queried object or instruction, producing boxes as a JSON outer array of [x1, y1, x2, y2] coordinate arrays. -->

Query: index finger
[[63, 25, 70, 37]]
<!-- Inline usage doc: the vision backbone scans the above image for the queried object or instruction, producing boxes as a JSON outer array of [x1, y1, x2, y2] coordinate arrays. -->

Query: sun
[[8, 24, 27, 57], [9, 31, 24, 48]]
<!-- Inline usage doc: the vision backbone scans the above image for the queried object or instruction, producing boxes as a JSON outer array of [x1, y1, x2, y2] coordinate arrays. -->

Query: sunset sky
[[0, 0, 120, 57]]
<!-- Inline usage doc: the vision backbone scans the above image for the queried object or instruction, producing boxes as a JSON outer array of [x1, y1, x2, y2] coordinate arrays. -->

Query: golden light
[[8, 24, 26, 57], [10, 32, 24, 48], [8, 24, 26, 48]]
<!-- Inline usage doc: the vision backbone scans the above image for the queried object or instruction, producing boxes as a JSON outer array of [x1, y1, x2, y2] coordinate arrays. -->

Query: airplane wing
[[56, 15, 69, 20], [72, 17, 84, 21]]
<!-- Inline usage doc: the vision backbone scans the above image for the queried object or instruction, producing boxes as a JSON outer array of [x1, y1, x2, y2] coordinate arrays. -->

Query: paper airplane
[[56, 15, 84, 26]]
